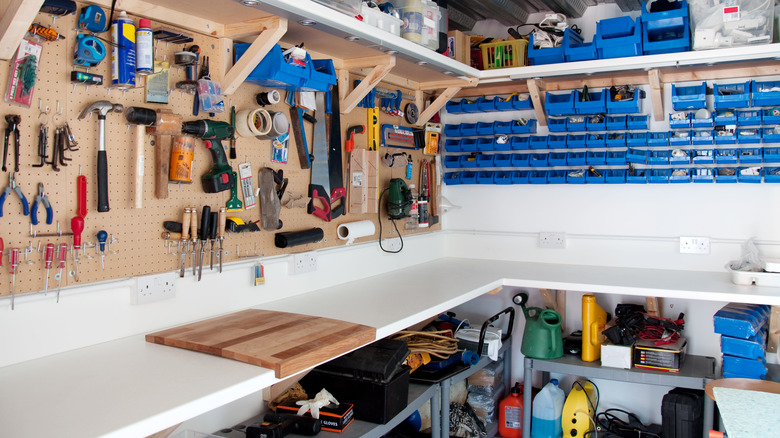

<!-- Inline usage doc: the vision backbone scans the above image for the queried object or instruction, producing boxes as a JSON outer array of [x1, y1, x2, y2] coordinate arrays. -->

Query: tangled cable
[[390, 329, 460, 359]]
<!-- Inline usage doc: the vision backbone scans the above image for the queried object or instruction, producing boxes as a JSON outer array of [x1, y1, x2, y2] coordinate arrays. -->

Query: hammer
[[79, 101, 123, 213]]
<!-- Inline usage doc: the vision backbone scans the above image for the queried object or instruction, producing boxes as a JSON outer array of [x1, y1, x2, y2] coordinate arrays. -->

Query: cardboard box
[[447, 30, 471, 65], [633, 337, 687, 373], [601, 342, 633, 369], [277, 401, 354, 432]]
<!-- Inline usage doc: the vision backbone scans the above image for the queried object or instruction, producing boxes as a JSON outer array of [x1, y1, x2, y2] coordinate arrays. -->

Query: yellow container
[[480, 39, 528, 70], [581, 294, 607, 362]]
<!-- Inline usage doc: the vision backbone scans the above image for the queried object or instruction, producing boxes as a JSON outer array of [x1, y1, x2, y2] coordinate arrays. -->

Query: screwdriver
[[97, 230, 108, 269], [0, 238, 3, 268], [209, 211, 218, 270], [43, 243, 54, 295], [71, 216, 84, 282], [180, 208, 191, 278], [56, 243, 67, 303], [9, 248, 19, 310], [190, 207, 198, 276], [77, 174, 87, 218], [218, 207, 226, 273], [198, 205, 211, 281]]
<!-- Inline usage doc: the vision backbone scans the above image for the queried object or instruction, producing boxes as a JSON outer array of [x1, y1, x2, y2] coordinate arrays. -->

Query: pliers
[[3, 114, 21, 172], [0, 173, 30, 217], [31, 183, 53, 225]]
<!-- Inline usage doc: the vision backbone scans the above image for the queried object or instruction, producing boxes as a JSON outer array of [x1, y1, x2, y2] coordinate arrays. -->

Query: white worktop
[[1, 257, 777, 438]]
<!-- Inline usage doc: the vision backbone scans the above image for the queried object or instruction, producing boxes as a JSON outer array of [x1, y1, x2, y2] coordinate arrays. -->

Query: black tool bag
[[662, 387, 704, 438]]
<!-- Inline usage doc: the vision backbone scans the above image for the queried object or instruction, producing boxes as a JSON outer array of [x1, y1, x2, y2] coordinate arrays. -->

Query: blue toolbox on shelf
[[237, 43, 317, 90], [494, 171, 512, 184], [739, 148, 762, 163], [586, 115, 606, 131], [721, 332, 767, 360], [738, 167, 763, 183], [737, 110, 762, 126], [670, 168, 691, 183], [606, 150, 627, 164], [692, 168, 714, 183], [575, 89, 608, 114], [595, 16, 643, 59], [567, 151, 587, 166], [529, 170, 548, 184], [511, 136, 530, 150], [607, 89, 643, 114], [606, 169, 627, 183], [627, 115, 649, 130], [586, 150, 606, 165], [545, 91, 577, 116], [511, 153, 530, 167], [512, 170, 530, 184], [606, 115, 627, 130], [477, 171, 495, 184], [671, 82, 707, 110], [640, 0, 690, 55], [752, 81, 780, 107], [722, 355, 767, 380], [563, 28, 596, 62], [567, 134, 586, 148], [476, 153, 494, 167], [548, 118, 567, 132], [714, 81, 752, 109]]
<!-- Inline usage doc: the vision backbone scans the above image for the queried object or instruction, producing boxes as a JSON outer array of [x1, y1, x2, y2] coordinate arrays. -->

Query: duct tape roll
[[337, 220, 376, 245], [275, 228, 324, 248], [267, 111, 289, 138], [235, 108, 272, 137]]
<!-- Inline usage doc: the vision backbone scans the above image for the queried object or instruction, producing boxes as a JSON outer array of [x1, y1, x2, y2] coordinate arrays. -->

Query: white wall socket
[[539, 232, 567, 249], [292, 252, 318, 274], [383, 237, 402, 253], [680, 236, 710, 254], [132, 272, 176, 305]]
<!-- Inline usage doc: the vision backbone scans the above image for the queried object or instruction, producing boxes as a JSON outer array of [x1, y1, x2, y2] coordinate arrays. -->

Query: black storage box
[[662, 388, 704, 438], [300, 338, 410, 424]]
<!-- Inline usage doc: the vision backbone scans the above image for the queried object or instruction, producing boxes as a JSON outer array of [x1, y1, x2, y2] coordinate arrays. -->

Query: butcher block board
[[146, 309, 377, 378]]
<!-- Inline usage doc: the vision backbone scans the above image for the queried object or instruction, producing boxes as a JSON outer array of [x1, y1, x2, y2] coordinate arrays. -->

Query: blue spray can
[[111, 11, 136, 88]]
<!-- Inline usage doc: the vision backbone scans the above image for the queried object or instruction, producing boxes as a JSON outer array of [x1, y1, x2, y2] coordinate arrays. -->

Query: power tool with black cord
[[181, 120, 235, 193], [246, 412, 321, 438]]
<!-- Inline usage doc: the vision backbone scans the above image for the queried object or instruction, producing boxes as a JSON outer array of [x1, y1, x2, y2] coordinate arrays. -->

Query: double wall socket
[[680, 236, 710, 254], [292, 252, 318, 274], [132, 272, 176, 304], [539, 232, 567, 249]]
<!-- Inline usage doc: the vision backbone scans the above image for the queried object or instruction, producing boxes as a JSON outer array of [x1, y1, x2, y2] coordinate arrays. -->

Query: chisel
[[218, 207, 226, 273], [198, 205, 211, 281], [179, 207, 191, 277]]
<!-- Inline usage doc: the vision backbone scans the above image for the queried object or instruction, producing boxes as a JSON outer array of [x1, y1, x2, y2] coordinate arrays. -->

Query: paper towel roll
[[337, 220, 376, 245]]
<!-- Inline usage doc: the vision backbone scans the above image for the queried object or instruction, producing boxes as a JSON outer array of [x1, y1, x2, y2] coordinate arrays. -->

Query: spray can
[[111, 11, 136, 88], [169, 136, 195, 183], [135, 18, 154, 75]]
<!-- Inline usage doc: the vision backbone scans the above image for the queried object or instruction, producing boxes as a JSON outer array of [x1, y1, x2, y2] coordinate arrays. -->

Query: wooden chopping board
[[146, 309, 376, 378]]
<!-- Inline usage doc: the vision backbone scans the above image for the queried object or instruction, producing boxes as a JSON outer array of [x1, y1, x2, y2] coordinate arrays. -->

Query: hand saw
[[307, 92, 331, 221], [327, 84, 345, 220]]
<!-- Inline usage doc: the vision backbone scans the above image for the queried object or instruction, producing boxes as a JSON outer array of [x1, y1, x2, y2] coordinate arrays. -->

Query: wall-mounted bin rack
[[607, 89, 644, 114], [627, 148, 648, 163], [494, 154, 513, 166], [669, 168, 691, 183], [548, 135, 568, 148], [752, 81, 780, 107], [672, 82, 707, 110], [648, 132, 669, 146], [477, 171, 495, 184], [627, 115, 650, 130], [529, 170, 548, 184], [587, 151, 607, 165], [762, 128, 780, 143], [693, 168, 714, 183], [586, 116, 607, 131], [640, 0, 690, 55], [511, 136, 530, 150], [669, 113, 692, 129], [669, 149, 690, 164], [669, 131, 691, 146], [576, 89, 608, 115], [549, 152, 567, 166], [606, 150, 627, 165], [446, 95, 536, 114], [511, 153, 530, 167], [564, 28, 596, 62], [737, 129, 761, 144], [714, 110, 737, 125], [606, 169, 627, 183], [545, 91, 578, 116], [495, 171, 513, 184], [567, 152, 587, 165], [595, 16, 643, 59], [586, 134, 606, 148], [607, 115, 628, 130], [548, 118, 567, 132], [738, 167, 763, 183], [530, 135, 549, 149], [738, 110, 762, 126], [763, 108, 780, 125], [627, 132, 648, 146], [714, 81, 752, 109], [739, 148, 763, 163], [606, 133, 626, 147], [648, 168, 671, 183], [567, 134, 586, 148], [512, 170, 530, 184]]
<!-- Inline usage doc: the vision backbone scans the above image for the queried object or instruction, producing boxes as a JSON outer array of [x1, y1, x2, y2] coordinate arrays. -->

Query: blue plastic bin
[[586, 169, 606, 184], [545, 91, 577, 116], [627, 132, 648, 146], [692, 168, 714, 183], [528, 170, 548, 184], [476, 122, 495, 136], [669, 112, 692, 129], [648, 149, 670, 164], [626, 148, 648, 164], [494, 171, 513, 184], [567, 116, 586, 132], [669, 149, 690, 164], [669, 168, 691, 183], [669, 131, 691, 146], [671, 82, 707, 110], [606, 115, 627, 130], [529, 153, 549, 167], [606, 133, 626, 148], [691, 114, 714, 128], [714, 81, 752, 109], [548, 118, 567, 132], [641, 0, 690, 55], [494, 137, 512, 151], [692, 130, 714, 145], [714, 131, 736, 145], [737, 129, 761, 144], [763, 108, 780, 125], [627, 168, 648, 183], [550, 170, 568, 184], [567, 134, 586, 148], [548, 135, 567, 148], [460, 171, 477, 184], [595, 16, 643, 59], [511, 136, 530, 151], [445, 100, 464, 114], [477, 171, 495, 183], [715, 168, 738, 183], [762, 128, 780, 143], [765, 147, 780, 163], [494, 121, 513, 135], [738, 167, 763, 183], [460, 123, 477, 137], [304, 57, 337, 92], [606, 150, 627, 165], [567, 152, 587, 166], [586, 134, 606, 148], [607, 90, 644, 114], [586, 115, 607, 131], [709, 149, 730, 164], [563, 28, 596, 62], [766, 167, 780, 182], [627, 115, 649, 130], [460, 138, 478, 152], [460, 154, 478, 168], [237, 43, 310, 89], [528, 32, 565, 65], [739, 148, 762, 163], [513, 96, 534, 110], [738, 110, 762, 126], [444, 138, 462, 152], [511, 170, 530, 184], [444, 124, 461, 137], [648, 168, 671, 183], [529, 135, 548, 149], [752, 81, 780, 107], [548, 152, 567, 166], [443, 172, 461, 185], [714, 110, 737, 125], [512, 119, 537, 134], [460, 99, 480, 113], [576, 89, 608, 115], [477, 97, 498, 112], [511, 153, 530, 167], [477, 137, 496, 152], [443, 155, 460, 168], [605, 169, 627, 183], [493, 153, 513, 167], [648, 132, 669, 146], [564, 170, 585, 184], [721, 333, 766, 360], [586, 150, 607, 165]]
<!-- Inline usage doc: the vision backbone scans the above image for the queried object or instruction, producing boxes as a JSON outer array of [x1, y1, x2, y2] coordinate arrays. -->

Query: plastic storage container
[[641, 0, 691, 55], [360, 3, 403, 36], [671, 82, 707, 110], [545, 91, 577, 116], [690, 0, 773, 51], [531, 379, 564, 438], [595, 16, 643, 59], [587, 169, 606, 184], [481, 39, 528, 69], [236, 43, 309, 90], [563, 28, 596, 62], [714, 81, 752, 109], [575, 89, 608, 115], [395, 0, 439, 49], [752, 81, 780, 107]]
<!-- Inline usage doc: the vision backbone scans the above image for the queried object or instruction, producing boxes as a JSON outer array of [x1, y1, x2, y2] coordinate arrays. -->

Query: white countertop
[[2, 258, 777, 438]]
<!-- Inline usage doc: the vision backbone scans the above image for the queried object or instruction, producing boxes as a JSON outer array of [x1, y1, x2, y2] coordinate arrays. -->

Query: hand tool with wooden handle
[[197, 205, 211, 281], [179, 208, 191, 278], [190, 207, 198, 276], [218, 207, 226, 273]]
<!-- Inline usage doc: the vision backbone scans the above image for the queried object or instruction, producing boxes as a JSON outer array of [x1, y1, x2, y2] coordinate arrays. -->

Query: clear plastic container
[[690, 0, 773, 50], [396, 0, 439, 49], [531, 379, 565, 438], [360, 3, 402, 36]]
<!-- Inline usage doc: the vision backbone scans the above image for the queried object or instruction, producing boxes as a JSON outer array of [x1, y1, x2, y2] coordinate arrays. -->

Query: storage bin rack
[[595, 16, 643, 59], [640, 0, 690, 55], [445, 95, 533, 114]]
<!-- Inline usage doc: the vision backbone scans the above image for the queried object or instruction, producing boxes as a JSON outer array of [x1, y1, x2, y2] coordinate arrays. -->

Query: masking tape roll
[[235, 108, 271, 137], [337, 220, 376, 245], [253, 109, 272, 136]]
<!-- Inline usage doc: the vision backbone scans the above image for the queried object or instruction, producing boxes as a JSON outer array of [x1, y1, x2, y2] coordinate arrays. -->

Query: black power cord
[[377, 187, 404, 254]]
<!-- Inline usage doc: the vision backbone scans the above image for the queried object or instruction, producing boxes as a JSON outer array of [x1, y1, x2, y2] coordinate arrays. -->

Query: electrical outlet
[[292, 252, 318, 274], [680, 236, 710, 254], [132, 272, 176, 304], [539, 232, 566, 249], [383, 237, 402, 253]]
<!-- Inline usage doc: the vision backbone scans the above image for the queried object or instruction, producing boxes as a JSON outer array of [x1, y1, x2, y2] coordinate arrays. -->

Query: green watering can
[[514, 292, 563, 359]]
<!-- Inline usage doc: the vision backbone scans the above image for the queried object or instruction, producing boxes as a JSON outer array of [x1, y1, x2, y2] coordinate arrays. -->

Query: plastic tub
[[360, 3, 403, 36], [627, 168, 648, 183], [641, 0, 690, 55], [302, 57, 337, 92], [494, 170, 513, 184], [764, 147, 780, 162], [443, 155, 460, 168], [528, 170, 548, 184], [563, 28, 596, 62], [752, 81, 780, 107], [647, 132, 669, 146], [691, 113, 714, 128], [766, 167, 780, 182], [575, 89, 608, 115], [763, 108, 780, 125], [627, 115, 649, 130], [460, 138, 478, 152], [586, 150, 606, 165], [528, 32, 564, 65], [714, 81, 752, 109], [606, 115, 627, 130], [511, 153, 530, 167], [550, 170, 569, 184], [586, 170, 606, 184], [476, 122, 495, 136], [762, 127, 780, 143], [567, 152, 587, 166], [481, 39, 528, 69], [606, 89, 643, 114], [715, 168, 738, 183], [444, 138, 462, 152], [669, 130, 691, 146], [690, 0, 773, 51], [714, 110, 737, 125], [545, 91, 577, 116], [236, 43, 309, 89], [494, 137, 512, 151], [671, 82, 707, 110], [445, 100, 464, 114], [606, 150, 627, 164], [461, 99, 479, 113], [595, 16, 643, 59], [444, 124, 461, 137], [669, 148, 690, 164], [460, 170, 477, 184], [737, 128, 761, 144], [738, 147, 762, 163], [695, 149, 717, 164], [460, 154, 478, 168], [511, 136, 530, 150], [477, 137, 496, 152], [548, 118, 567, 132], [460, 123, 477, 136]]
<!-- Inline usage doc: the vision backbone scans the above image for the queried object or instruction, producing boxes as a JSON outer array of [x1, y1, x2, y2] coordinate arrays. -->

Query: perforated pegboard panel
[[0, 5, 440, 298]]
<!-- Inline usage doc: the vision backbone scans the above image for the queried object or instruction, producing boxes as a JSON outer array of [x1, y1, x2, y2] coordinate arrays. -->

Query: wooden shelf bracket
[[0, 0, 45, 61], [415, 77, 478, 126], [648, 69, 664, 122], [221, 16, 288, 96], [339, 55, 397, 114], [527, 79, 548, 126]]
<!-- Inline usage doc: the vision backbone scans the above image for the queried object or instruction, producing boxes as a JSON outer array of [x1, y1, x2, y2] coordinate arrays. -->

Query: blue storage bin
[[443, 155, 460, 168], [647, 132, 669, 146], [550, 170, 569, 184], [493, 153, 513, 167], [738, 167, 763, 183], [721, 333, 766, 359], [548, 118, 567, 132], [511, 170, 530, 184], [669, 131, 691, 146], [562, 170, 584, 184], [549, 152, 567, 166], [494, 171, 513, 185], [563, 28, 596, 62], [605, 169, 627, 183], [304, 58, 337, 92], [575, 89, 608, 115], [586, 150, 607, 165], [586, 133, 606, 148], [762, 127, 780, 143], [694, 149, 716, 164], [528, 170, 548, 184], [545, 91, 577, 116], [445, 138, 462, 152], [714, 81, 752, 109], [738, 110, 762, 126], [671, 82, 707, 110], [586, 115, 607, 131], [586, 169, 606, 184], [460, 170, 477, 184], [692, 130, 714, 145], [606, 150, 627, 165], [606, 115, 627, 130], [566, 134, 586, 149], [511, 153, 530, 167], [476, 122, 495, 136], [606, 133, 626, 148], [752, 81, 780, 107], [460, 99, 480, 113], [626, 148, 648, 164], [692, 168, 714, 183], [460, 138, 478, 152], [477, 137, 496, 152], [460, 154, 478, 168], [477, 171, 495, 184], [739, 147, 762, 163], [714, 149, 736, 164], [627, 132, 648, 146], [236, 43, 309, 90], [494, 121, 513, 135], [737, 129, 761, 144], [511, 136, 530, 151], [648, 149, 670, 164], [494, 95, 514, 111], [494, 136, 512, 151], [513, 95, 534, 110], [595, 16, 643, 59], [714, 110, 737, 125], [715, 168, 738, 183], [445, 100, 464, 114], [606, 89, 643, 114], [670, 168, 691, 183], [529, 153, 549, 167], [444, 124, 461, 137], [528, 32, 565, 65], [641, 0, 690, 55], [529, 135, 548, 149], [765, 147, 780, 162], [567, 152, 587, 166], [627, 115, 649, 130], [567, 116, 587, 132], [548, 135, 567, 148], [477, 97, 498, 112], [691, 114, 714, 128], [669, 148, 690, 164], [443, 172, 461, 185], [714, 131, 736, 145], [627, 168, 648, 183], [762, 108, 780, 125], [766, 167, 780, 182], [460, 123, 477, 136], [648, 168, 671, 183], [669, 112, 692, 129], [512, 119, 537, 134]]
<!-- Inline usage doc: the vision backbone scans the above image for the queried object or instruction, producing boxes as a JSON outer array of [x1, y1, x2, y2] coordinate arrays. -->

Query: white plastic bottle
[[531, 379, 565, 438]]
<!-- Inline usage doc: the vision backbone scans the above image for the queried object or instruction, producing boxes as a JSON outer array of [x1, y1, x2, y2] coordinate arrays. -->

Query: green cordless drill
[[182, 120, 235, 193]]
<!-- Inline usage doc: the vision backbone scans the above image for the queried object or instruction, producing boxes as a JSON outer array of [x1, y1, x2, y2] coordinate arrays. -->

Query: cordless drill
[[246, 413, 321, 438], [181, 120, 235, 193]]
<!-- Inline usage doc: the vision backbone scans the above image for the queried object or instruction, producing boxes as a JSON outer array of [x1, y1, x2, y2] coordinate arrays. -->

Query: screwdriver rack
[[0, 4, 439, 302]]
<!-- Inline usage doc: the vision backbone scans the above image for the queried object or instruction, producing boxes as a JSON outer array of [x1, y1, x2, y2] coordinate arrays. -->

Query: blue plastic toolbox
[[477, 171, 495, 184], [648, 168, 671, 183], [752, 81, 780, 107], [606, 133, 626, 148], [627, 115, 649, 130], [528, 170, 548, 184], [640, 0, 690, 55], [737, 110, 762, 126], [606, 150, 627, 165], [443, 172, 461, 185], [493, 153, 512, 167], [739, 148, 762, 163], [567, 116, 586, 132], [237, 43, 311, 90], [511, 153, 529, 167], [575, 89, 608, 114], [671, 82, 707, 110], [606, 89, 643, 114], [511, 136, 530, 151], [595, 16, 643, 59], [494, 171, 512, 184], [562, 28, 595, 62], [586, 150, 607, 165], [738, 167, 763, 183], [564, 170, 584, 184], [566, 134, 586, 148], [606, 115, 627, 130], [605, 169, 627, 183], [545, 91, 577, 116], [586, 115, 607, 131], [722, 355, 767, 380], [512, 170, 530, 184], [721, 332, 766, 360], [567, 151, 587, 166], [529, 153, 549, 167], [763, 108, 780, 125], [669, 168, 691, 183], [548, 118, 567, 132], [714, 81, 752, 109], [692, 168, 714, 183]]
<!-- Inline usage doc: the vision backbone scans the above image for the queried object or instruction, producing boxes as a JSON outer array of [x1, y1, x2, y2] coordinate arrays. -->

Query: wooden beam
[[90, 0, 223, 37], [648, 69, 664, 122], [221, 17, 287, 96], [415, 86, 462, 126], [527, 79, 547, 126], [415, 90, 424, 116], [419, 77, 477, 91], [456, 82, 530, 98], [0, 0, 45, 61], [340, 55, 396, 114], [768, 305, 780, 354], [223, 16, 282, 39], [645, 297, 661, 318], [337, 69, 350, 102]]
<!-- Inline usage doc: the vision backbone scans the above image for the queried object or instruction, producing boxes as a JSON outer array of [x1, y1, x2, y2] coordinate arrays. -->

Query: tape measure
[[78, 5, 106, 33], [74, 34, 106, 67]]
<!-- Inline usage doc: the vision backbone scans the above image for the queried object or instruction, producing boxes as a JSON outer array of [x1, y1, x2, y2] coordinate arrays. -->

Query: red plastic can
[[499, 383, 524, 438]]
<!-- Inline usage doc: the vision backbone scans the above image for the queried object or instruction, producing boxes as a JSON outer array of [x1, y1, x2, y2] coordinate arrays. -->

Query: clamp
[[3, 115, 21, 172], [31, 183, 53, 225], [0, 173, 30, 217]]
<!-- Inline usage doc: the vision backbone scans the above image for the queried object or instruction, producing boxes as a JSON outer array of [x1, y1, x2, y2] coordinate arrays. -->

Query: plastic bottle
[[531, 379, 565, 438], [499, 383, 524, 438]]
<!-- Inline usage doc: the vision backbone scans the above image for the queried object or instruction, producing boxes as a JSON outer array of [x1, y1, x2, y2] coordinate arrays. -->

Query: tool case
[[300, 338, 410, 424], [662, 388, 704, 437]]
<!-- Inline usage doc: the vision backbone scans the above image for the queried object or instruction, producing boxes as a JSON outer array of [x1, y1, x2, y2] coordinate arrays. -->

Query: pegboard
[[0, 4, 440, 299]]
